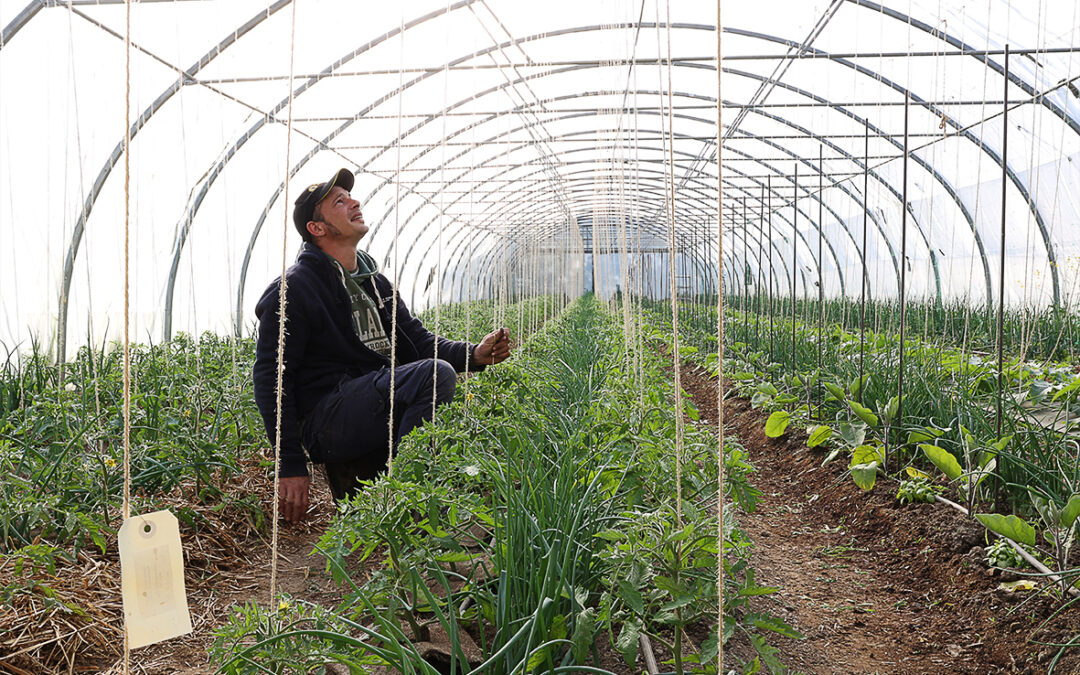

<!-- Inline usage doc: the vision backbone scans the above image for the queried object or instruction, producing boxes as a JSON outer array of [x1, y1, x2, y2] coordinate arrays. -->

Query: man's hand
[[474, 327, 512, 365], [278, 475, 311, 523]]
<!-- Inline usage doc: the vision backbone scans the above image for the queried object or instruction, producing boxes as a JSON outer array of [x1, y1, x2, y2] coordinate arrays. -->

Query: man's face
[[311, 186, 366, 242]]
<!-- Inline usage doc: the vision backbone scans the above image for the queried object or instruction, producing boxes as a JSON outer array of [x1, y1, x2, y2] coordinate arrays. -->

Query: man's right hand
[[278, 475, 311, 522]]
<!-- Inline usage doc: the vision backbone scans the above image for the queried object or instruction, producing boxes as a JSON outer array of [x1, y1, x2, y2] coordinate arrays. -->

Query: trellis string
[[269, 0, 300, 602]]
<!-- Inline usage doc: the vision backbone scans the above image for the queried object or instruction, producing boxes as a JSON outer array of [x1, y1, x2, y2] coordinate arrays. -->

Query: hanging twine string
[[122, 0, 132, 672], [269, 0, 299, 602], [387, 10, 406, 478], [661, 0, 684, 533], [433, 6, 451, 425], [715, 0, 726, 668]]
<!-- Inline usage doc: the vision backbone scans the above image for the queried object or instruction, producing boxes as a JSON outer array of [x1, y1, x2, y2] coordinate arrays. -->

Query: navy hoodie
[[253, 243, 482, 477]]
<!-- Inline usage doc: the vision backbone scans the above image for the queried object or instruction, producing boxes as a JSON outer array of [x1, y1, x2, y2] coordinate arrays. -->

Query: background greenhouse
[[1, 0, 1079, 673]]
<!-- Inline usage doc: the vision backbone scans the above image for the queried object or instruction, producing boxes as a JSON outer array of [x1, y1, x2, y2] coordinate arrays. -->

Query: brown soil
[[679, 365, 1080, 675]]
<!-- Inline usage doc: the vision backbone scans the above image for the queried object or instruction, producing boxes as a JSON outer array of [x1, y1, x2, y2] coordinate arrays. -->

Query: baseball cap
[[293, 168, 355, 239]]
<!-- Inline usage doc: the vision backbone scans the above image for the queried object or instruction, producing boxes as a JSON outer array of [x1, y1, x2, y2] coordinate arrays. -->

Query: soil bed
[[678, 365, 1080, 675]]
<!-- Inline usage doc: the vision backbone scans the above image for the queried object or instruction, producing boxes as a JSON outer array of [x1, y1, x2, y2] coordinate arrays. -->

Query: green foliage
[[806, 425, 831, 448], [214, 296, 784, 674], [846, 400, 879, 429], [920, 444, 963, 481], [896, 474, 942, 505], [975, 514, 1037, 547], [763, 411, 791, 438], [849, 445, 883, 491], [0, 331, 262, 555], [984, 539, 1026, 569]]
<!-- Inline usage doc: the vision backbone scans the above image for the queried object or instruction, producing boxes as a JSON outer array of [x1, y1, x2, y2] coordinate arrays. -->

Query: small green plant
[[896, 471, 943, 505], [984, 538, 1026, 569]]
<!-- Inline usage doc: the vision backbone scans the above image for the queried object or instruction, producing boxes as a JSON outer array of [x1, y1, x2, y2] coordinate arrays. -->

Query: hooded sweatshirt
[[253, 243, 483, 477]]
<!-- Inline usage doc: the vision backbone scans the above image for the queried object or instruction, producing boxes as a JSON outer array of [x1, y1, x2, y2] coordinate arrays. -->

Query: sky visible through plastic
[[0, 0, 1078, 359]]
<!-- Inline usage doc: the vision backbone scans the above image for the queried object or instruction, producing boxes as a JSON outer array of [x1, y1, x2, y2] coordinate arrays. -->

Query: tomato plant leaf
[[616, 620, 641, 666], [617, 580, 645, 614], [571, 608, 595, 663]]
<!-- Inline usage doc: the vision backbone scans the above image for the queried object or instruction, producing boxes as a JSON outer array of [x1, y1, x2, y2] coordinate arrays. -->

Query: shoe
[[322, 459, 385, 501]]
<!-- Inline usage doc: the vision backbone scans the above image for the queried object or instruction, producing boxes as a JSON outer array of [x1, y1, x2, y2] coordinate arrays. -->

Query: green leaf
[[615, 620, 641, 666], [571, 608, 595, 663], [744, 612, 804, 639], [686, 403, 700, 421], [850, 445, 882, 491], [806, 425, 831, 448], [433, 551, 473, 563], [837, 422, 866, 447], [661, 595, 696, 611], [906, 426, 944, 445], [594, 529, 625, 541], [700, 632, 719, 664], [1060, 494, 1080, 529], [847, 400, 879, 428], [881, 395, 900, 426], [525, 647, 549, 672], [849, 373, 866, 397], [823, 382, 845, 401], [975, 513, 1037, 546], [616, 580, 645, 614], [920, 444, 962, 481], [654, 575, 684, 595], [852, 444, 883, 466], [990, 435, 1013, 452], [1051, 376, 1080, 402], [905, 466, 932, 480], [764, 411, 791, 438]]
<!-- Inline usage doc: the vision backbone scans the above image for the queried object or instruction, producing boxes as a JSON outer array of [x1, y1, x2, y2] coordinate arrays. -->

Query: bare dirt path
[[679, 366, 1079, 675]]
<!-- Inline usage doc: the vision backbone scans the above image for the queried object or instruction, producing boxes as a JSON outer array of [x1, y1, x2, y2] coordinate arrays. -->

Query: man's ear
[[306, 220, 322, 239]]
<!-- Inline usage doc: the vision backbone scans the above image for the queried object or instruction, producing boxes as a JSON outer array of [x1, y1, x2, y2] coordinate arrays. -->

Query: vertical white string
[[387, 10, 406, 477], [661, 0, 684, 532], [715, 1, 725, 668], [269, 0, 299, 602], [121, 0, 132, 671]]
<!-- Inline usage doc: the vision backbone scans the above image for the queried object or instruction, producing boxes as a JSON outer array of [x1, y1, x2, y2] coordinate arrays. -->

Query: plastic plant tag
[[118, 509, 192, 649]]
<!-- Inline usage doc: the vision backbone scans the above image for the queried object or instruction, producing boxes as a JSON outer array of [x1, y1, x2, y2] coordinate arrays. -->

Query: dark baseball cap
[[293, 168, 355, 239]]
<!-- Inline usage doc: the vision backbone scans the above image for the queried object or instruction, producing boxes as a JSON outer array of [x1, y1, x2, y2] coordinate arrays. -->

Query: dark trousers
[[302, 358, 457, 499]]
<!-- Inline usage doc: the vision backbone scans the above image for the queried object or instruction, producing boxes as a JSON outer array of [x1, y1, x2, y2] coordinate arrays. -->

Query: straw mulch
[[0, 454, 288, 675]]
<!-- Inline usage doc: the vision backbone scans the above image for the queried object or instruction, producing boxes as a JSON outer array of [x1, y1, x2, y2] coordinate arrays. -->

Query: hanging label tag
[[118, 509, 193, 649]]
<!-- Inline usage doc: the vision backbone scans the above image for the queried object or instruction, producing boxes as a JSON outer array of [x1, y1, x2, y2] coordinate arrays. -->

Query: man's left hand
[[475, 327, 512, 365]]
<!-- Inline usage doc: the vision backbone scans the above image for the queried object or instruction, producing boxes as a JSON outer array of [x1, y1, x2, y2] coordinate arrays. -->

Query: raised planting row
[[644, 301, 1080, 609], [0, 296, 558, 672], [211, 295, 800, 675]]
